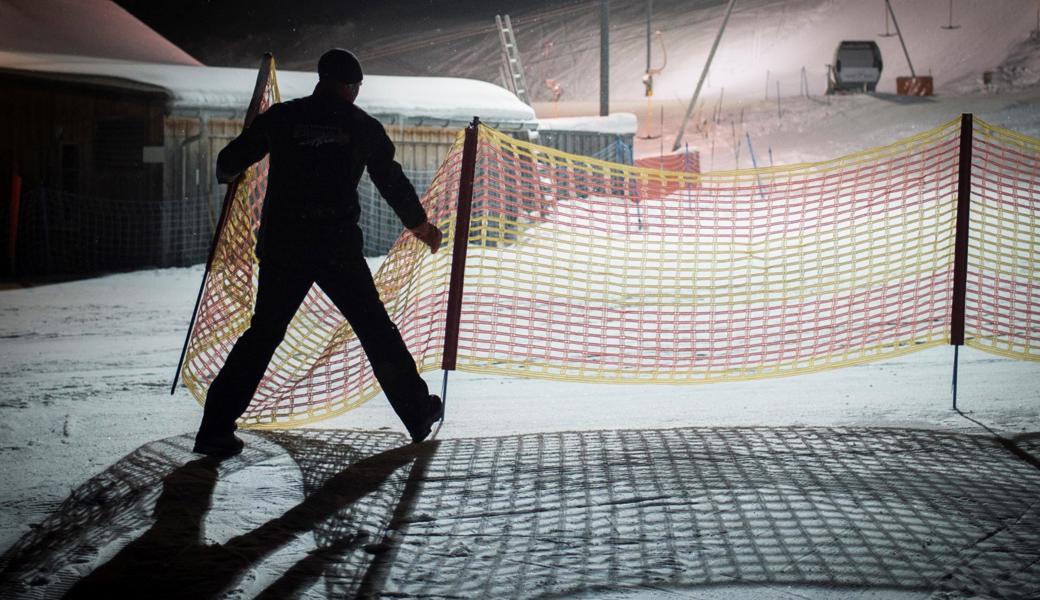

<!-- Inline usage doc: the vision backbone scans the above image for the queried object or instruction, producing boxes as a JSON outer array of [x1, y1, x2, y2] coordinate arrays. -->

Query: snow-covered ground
[[0, 255, 1037, 598]]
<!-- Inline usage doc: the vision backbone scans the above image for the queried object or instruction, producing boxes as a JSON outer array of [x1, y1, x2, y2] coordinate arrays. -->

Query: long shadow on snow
[[1, 427, 1038, 599], [0, 430, 435, 599]]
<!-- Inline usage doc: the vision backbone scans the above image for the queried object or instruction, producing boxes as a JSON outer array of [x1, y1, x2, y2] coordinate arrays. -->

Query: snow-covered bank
[[540, 83, 1040, 168], [0, 261, 1037, 558]]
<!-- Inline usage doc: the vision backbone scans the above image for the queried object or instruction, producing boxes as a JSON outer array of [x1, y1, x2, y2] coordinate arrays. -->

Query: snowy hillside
[[614, 84, 1040, 168], [364, 0, 1039, 102], [355, 0, 1040, 168], [180, 0, 1038, 102]]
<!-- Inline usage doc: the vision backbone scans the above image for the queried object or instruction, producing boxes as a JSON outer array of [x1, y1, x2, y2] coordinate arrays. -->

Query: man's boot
[[193, 432, 245, 458], [406, 395, 443, 444]]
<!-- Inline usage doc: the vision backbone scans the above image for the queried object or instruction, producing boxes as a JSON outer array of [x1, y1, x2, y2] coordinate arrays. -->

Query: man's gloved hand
[[408, 221, 442, 254]]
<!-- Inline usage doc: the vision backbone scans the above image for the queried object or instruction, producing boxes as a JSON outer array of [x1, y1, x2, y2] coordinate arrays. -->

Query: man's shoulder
[[348, 104, 384, 131], [270, 96, 324, 115], [254, 101, 291, 124], [255, 98, 323, 131], [270, 98, 307, 116]]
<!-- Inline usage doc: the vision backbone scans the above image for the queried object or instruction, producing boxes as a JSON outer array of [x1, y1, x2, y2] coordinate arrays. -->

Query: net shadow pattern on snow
[[0, 430, 427, 600], [383, 427, 1040, 599], [1, 428, 1038, 599], [0, 435, 283, 597]]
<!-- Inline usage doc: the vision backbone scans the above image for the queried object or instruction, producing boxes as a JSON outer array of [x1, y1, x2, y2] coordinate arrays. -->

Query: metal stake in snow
[[884, 0, 916, 77], [673, 0, 736, 152], [776, 81, 781, 120], [731, 119, 740, 168], [745, 132, 766, 201], [645, 0, 652, 79], [170, 53, 275, 395], [440, 116, 481, 426]]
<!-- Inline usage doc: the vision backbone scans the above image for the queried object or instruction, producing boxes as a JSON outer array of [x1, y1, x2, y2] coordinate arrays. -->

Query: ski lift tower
[[639, 0, 667, 139], [496, 15, 530, 104]]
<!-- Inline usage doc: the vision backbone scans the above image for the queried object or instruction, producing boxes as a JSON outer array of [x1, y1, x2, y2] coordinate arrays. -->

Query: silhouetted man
[[193, 49, 443, 458]]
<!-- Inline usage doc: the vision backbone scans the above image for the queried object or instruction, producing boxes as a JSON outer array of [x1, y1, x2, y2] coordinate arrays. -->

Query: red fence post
[[441, 117, 481, 374], [950, 113, 973, 409], [951, 114, 973, 346]]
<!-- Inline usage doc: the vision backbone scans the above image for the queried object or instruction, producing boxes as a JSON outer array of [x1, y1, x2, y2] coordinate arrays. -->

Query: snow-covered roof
[[0, 0, 201, 66], [538, 113, 639, 135], [0, 50, 537, 130]]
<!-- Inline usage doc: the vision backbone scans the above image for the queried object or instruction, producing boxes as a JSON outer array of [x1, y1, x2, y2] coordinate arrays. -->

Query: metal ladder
[[496, 14, 530, 104]]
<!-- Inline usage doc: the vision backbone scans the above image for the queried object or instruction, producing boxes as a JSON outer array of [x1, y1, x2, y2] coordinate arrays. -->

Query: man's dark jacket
[[216, 90, 426, 265]]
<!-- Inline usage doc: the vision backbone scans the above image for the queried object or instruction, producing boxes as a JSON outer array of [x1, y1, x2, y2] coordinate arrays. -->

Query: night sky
[[114, 0, 588, 74]]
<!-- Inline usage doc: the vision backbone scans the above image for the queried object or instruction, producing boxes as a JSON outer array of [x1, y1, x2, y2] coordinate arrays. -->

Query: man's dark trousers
[[198, 254, 430, 437]]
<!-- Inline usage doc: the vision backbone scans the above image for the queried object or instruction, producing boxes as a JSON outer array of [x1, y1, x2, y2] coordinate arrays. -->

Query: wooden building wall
[[0, 73, 167, 275], [162, 116, 466, 257], [0, 73, 165, 202], [0, 74, 533, 273], [385, 124, 461, 171]]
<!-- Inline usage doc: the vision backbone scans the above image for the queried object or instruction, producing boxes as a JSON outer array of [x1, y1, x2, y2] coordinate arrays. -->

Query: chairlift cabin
[[827, 41, 883, 94]]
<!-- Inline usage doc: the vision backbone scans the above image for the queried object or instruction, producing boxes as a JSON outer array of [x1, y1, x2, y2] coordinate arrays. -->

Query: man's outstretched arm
[[216, 111, 273, 184], [366, 124, 441, 253]]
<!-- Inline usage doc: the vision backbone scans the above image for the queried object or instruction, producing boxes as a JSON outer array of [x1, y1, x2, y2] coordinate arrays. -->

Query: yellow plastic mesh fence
[[179, 56, 1038, 429], [967, 121, 1040, 360], [456, 122, 961, 383]]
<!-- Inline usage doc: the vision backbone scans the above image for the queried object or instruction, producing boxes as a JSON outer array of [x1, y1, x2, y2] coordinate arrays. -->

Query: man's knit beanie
[[318, 48, 363, 84]]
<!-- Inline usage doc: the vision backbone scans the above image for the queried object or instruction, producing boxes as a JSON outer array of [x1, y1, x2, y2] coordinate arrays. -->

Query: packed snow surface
[[538, 112, 639, 135]]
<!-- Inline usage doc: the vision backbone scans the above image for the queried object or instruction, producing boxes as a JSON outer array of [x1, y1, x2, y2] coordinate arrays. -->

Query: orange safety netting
[[179, 58, 1039, 429], [455, 122, 961, 384], [180, 55, 458, 426], [634, 150, 700, 173], [966, 120, 1040, 360]]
